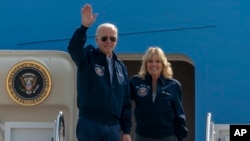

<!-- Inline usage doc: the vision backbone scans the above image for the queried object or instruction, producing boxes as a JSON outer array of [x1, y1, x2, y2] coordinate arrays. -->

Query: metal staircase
[[206, 112, 230, 141]]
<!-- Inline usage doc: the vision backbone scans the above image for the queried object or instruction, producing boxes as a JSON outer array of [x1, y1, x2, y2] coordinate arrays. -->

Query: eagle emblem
[[20, 73, 40, 95]]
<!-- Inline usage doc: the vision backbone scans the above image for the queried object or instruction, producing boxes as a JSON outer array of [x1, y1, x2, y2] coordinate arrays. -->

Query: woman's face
[[146, 55, 163, 78]]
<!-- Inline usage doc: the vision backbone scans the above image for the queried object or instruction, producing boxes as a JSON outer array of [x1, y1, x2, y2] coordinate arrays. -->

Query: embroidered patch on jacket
[[137, 86, 148, 97], [162, 91, 171, 96], [95, 65, 104, 76]]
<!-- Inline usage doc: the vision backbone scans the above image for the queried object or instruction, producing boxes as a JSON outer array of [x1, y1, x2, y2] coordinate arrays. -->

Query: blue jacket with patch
[[129, 74, 188, 140], [67, 25, 131, 134]]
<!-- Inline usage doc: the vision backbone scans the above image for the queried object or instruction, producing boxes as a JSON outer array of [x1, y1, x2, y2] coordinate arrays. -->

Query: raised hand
[[81, 4, 98, 27]]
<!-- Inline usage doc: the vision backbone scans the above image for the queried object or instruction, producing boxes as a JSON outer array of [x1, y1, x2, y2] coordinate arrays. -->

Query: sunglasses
[[101, 36, 117, 42]]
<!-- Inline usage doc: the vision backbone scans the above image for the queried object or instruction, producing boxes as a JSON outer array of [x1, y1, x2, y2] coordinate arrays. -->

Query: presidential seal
[[6, 60, 52, 106], [137, 86, 148, 97]]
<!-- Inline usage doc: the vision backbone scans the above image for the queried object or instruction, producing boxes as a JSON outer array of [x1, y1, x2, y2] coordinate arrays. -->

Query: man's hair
[[96, 23, 118, 36], [138, 46, 173, 79]]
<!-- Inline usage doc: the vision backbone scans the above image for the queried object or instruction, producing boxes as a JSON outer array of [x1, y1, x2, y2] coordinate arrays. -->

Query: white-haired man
[[67, 3, 132, 141]]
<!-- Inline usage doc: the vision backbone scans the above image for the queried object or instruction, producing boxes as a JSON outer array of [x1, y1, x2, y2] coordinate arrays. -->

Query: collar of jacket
[[145, 73, 167, 85], [96, 48, 118, 61]]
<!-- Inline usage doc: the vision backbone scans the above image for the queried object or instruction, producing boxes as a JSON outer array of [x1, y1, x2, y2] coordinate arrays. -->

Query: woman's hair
[[138, 46, 173, 79]]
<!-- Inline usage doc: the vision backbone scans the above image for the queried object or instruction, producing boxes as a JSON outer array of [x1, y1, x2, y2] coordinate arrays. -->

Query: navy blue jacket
[[67, 26, 131, 134], [130, 74, 188, 140]]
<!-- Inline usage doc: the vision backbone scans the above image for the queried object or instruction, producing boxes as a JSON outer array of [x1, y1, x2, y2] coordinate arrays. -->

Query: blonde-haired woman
[[130, 47, 188, 141]]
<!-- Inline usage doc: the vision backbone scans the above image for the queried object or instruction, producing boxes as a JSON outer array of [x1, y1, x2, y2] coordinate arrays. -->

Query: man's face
[[96, 27, 117, 56]]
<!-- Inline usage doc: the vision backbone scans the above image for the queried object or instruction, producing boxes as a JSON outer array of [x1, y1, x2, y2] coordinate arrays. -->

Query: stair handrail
[[53, 111, 65, 141], [206, 112, 211, 141], [0, 117, 4, 140]]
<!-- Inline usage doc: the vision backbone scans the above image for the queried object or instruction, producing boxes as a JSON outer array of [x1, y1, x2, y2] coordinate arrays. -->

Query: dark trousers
[[135, 133, 177, 141], [76, 116, 120, 141]]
